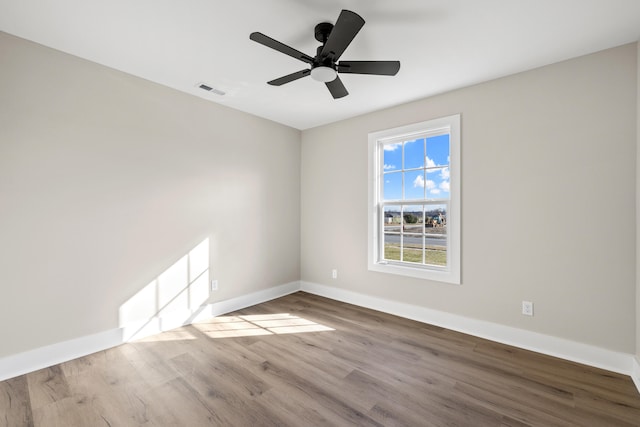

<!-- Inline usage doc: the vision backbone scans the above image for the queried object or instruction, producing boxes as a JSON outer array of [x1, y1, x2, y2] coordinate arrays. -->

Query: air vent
[[197, 82, 225, 96]]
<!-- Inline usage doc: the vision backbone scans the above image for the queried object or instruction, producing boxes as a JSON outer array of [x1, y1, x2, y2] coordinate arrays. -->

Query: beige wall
[[301, 43, 637, 353], [0, 32, 301, 358], [637, 40, 640, 362], [1, 29, 637, 362]]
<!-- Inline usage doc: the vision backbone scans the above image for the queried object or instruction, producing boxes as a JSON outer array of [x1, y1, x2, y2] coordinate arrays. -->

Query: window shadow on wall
[[118, 238, 210, 341]]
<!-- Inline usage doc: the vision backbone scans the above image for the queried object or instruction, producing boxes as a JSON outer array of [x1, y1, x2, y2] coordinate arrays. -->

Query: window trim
[[368, 114, 461, 284]]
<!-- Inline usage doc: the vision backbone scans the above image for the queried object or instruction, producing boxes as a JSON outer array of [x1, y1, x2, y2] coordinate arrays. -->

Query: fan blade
[[250, 32, 314, 64], [326, 76, 348, 99], [337, 61, 400, 76], [320, 10, 365, 61], [268, 69, 311, 86]]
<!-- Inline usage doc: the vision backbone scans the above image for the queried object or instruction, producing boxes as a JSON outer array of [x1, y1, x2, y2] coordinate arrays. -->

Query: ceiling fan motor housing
[[314, 22, 334, 43]]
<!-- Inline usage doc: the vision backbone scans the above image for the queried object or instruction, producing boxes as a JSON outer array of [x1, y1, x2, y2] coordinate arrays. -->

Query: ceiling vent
[[197, 82, 225, 96]]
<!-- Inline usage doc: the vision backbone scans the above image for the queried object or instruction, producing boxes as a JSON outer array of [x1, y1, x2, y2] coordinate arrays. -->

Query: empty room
[[1, 1, 640, 425]]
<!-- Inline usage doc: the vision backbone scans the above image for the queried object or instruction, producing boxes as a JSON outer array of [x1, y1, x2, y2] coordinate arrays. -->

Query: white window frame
[[368, 114, 461, 284]]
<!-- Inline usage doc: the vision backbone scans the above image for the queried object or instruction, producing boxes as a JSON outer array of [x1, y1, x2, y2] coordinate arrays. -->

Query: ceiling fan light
[[311, 66, 337, 82]]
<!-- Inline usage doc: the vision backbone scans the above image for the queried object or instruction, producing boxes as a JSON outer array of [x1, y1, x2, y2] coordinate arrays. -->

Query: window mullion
[[400, 205, 404, 262]]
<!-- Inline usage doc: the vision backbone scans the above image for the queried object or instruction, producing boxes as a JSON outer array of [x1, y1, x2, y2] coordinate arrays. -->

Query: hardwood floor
[[1, 291, 639, 426]]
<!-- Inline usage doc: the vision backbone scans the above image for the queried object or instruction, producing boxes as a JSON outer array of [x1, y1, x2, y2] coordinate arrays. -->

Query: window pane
[[426, 134, 450, 168], [426, 167, 449, 199], [403, 206, 424, 264], [402, 207, 423, 233], [404, 171, 426, 200], [383, 205, 401, 261], [424, 205, 447, 231], [425, 204, 447, 266], [403, 138, 424, 169], [383, 142, 402, 172], [384, 234, 401, 261], [425, 249, 446, 266], [383, 172, 402, 200], [402, 240, 423, 264], [384, 205, 402, 226]]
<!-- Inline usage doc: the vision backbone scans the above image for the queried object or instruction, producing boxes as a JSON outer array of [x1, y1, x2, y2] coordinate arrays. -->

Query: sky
[[382, 134, 450, 202]]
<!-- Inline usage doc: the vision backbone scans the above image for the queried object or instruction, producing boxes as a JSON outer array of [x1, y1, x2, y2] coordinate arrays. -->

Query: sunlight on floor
[[193, 313, 334, 338]]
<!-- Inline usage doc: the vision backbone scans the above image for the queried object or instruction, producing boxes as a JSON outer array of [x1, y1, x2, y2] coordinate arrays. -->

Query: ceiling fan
[[250, 9, 400, 99]]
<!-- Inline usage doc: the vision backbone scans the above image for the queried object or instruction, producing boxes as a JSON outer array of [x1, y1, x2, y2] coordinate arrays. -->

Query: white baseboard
[[300, 281, 637, 380], [0, 281, 300, 382], [3, 279, 638, 396], [0, 328, 124, 383], [207, 281, 300, 317], [632, 357, 640, 394]]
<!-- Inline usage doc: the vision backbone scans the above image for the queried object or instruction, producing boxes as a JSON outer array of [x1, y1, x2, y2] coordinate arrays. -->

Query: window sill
[[368, 261, 460, 284]]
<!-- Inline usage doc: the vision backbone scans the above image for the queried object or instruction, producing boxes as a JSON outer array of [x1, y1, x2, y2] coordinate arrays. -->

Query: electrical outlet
[[522, 301, 533, 316], [332, 269, 338, 279], [211, 280, 218, 291]]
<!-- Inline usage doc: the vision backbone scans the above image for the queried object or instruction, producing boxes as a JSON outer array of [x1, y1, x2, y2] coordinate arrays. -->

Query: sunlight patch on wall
[[119, 238, 210, 341], [192, 313, 334, 338]]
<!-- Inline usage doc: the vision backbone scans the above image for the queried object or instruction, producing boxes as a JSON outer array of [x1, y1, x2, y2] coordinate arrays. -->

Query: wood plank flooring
[[1, 291, 639, 426]]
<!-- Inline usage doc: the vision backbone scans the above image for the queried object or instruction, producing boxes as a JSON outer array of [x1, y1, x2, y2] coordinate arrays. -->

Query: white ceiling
[[1, 0, 639, 130]]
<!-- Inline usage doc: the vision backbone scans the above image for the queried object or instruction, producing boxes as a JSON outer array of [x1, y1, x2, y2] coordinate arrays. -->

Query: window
[[368, 114, 460, 284]]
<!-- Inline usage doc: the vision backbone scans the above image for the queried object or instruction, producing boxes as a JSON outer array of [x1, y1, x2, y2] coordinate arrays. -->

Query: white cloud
[[440, 167, 450, 180], [383, 164, 396, 170], [384, 143, 401, 151], [440, 181, 450, 192], [430, 189, 441, 195], [426, 156, 436, 169], [414, 175, 435, 189]]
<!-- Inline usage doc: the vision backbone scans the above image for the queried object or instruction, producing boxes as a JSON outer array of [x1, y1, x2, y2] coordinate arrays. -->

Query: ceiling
[[1, 0, 639, 130]]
